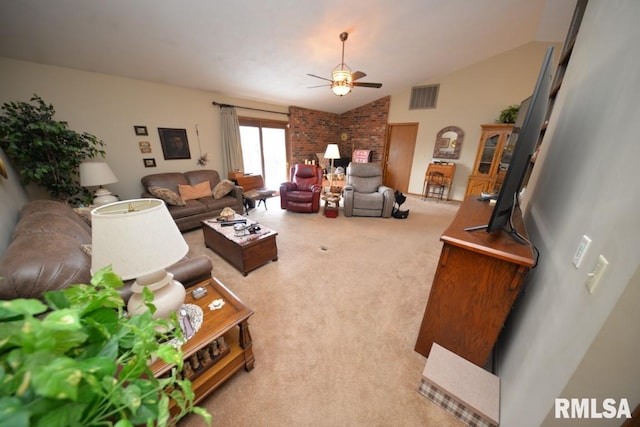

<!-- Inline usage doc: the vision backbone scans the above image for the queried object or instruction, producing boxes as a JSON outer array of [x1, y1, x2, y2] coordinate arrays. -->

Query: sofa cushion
[[148, 186, 186, 206], [353, 191, 384, 209], [20, 199, 92, 230], [141, 172, 190, 193], [213, 179, 235, 199], [286, 191, 315, 203], [184, 170, 221, 189], [178, 180, 212, 201], [0, 232, 92, 300], [347, 163, 384, 192], [165, 199, 209, 219], [13, 212, 92, 244], [198, 195, 240, 212]]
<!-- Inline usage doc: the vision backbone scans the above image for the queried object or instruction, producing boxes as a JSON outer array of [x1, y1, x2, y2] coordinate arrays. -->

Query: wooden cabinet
[[465, 124, 513, 198], [414, 197, 535, 366]]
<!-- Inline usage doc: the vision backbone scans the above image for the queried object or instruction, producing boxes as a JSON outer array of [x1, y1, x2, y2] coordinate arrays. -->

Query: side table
[[151, 277, 255, 409], [322, 193, 341, 218]]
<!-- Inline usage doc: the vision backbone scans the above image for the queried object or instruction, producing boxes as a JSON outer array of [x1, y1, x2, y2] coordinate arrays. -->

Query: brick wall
[[340, 96, 390, 163], [288, 95, 390, 166], [288, 107, 339, 165]]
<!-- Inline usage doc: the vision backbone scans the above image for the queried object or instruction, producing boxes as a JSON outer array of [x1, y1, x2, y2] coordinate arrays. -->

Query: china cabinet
[[465, 124, 513, 198]]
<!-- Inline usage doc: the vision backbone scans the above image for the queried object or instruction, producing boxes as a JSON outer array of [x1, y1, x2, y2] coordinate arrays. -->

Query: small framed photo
[[134, 125, 148, 136], [138, 141, 152, 154], [158, 128, 191, 160], [143, 158, 157, 168]]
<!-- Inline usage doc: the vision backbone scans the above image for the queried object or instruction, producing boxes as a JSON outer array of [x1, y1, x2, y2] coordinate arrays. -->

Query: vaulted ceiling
[[0, 0, 575, 114]]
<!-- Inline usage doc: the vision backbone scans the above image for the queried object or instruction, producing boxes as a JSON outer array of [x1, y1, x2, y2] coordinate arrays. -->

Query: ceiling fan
[[308, 32, 382, 96]]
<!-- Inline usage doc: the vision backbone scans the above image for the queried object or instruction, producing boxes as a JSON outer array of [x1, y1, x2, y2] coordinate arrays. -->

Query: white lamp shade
[[324, 143, 341, 159], [90, 199, 188, 280], [79, 161, 118, 187]]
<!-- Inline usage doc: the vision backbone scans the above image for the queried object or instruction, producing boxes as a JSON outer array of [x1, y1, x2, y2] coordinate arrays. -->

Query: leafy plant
[[0, 266, 211, 427], [497, 104, 520, 124], [0, 95, 105, 204]]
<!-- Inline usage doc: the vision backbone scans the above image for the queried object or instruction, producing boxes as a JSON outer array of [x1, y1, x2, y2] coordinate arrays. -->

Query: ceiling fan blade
[[307, 73, 333, 82], [307, 84, 331, 88], [352, 71, 367, 81], [353, 82, 383, 88]]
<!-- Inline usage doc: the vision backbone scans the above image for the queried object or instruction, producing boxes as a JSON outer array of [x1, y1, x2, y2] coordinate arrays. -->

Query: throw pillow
[[148, 186, 186, 206], [178, 180, 212, 201], [213, 179, 235, 199]]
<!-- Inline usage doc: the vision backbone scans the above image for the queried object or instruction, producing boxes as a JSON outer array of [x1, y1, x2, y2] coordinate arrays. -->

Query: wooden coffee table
[[151, 277, 254, 409], [202, 216, 278, 276]]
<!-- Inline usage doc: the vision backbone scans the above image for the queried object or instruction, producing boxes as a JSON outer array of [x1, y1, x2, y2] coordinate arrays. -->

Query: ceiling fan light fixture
[[331, 66, 353, 96], [307, 31, 382, 96], [331, 80, 352, 96]]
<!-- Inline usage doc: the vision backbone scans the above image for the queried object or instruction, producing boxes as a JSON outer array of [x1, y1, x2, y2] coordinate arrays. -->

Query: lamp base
[[93, 187, 118, 206], [127, 271, 186, 320]]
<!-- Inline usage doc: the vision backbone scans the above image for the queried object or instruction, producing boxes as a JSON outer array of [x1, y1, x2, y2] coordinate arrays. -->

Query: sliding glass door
[[238, 118, 288, 189]]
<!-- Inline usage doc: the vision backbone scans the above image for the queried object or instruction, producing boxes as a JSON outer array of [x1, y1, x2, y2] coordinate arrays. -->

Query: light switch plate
[[572, 235, 591, 268], [586, 254, 609, 294]]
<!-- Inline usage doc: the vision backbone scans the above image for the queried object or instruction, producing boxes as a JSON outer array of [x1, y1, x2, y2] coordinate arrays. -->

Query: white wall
[[499, 2, 640, 426], [541, 265, 640, 427], [0, 58, 288, 202], [389, 41, 561, 201]]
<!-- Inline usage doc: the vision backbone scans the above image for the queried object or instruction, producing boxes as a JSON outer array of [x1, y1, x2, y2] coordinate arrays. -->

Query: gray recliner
[[343, 162, 394, 218]]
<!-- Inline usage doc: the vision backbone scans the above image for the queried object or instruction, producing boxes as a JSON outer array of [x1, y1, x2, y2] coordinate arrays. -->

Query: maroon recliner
[[279, 164, 323, 213]]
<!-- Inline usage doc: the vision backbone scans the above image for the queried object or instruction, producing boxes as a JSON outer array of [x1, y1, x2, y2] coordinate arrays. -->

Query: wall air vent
[[410, 84, 439, 110]]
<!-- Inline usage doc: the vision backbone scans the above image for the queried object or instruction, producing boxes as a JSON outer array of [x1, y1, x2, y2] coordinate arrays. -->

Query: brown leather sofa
[[141, 169, 244, 231], [279, 164, 323, 213], [0, 200, 213, 301]]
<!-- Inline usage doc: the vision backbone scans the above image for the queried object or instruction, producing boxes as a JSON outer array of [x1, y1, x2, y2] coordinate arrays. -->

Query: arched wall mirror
[[433, 126, 464, 159]]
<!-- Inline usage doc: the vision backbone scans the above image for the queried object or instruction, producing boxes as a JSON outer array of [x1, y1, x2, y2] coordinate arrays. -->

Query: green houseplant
[[0, 95, 105, 204], [497, 104, 520, 124], [0, 266, 211, 427]]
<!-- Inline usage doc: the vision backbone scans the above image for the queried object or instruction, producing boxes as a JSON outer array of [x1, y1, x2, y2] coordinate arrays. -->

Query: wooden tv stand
[[415, 196, 535, 366]]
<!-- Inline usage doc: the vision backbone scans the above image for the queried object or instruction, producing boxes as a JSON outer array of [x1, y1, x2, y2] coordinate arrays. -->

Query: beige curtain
[[220, 106, 244, 175]]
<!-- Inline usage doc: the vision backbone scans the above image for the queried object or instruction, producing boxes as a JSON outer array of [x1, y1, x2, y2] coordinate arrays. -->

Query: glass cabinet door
[[477, 134, 499, 174], [498, 133, 516, 172]]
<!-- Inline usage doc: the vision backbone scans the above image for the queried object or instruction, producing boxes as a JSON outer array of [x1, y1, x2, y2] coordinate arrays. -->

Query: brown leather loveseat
[[141, 169, 244, 231], [0, 200, 213, 301]]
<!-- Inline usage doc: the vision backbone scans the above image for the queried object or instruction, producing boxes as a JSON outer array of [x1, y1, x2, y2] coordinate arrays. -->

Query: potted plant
[[0, 266, 212, 427], [0, 94, 105, 205], [497, 104, 520, 124]]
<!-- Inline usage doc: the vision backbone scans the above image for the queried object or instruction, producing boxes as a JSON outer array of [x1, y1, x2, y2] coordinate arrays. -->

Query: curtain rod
[[212, 101, 289, 117]]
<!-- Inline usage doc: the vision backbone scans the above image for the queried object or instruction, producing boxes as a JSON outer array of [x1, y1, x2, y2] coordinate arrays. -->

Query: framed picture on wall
[[158, 128, 191, 160], [143, 158, 156, 168], [134, 125, 148, 136], [138, 141, 151, 153], [433, 126, 464, 160]]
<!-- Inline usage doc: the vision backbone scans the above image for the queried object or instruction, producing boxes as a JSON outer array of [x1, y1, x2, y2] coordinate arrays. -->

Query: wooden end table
[[322, 193, 341, 218], [151, 277, 254, 408], [202, 216, 278, 276]]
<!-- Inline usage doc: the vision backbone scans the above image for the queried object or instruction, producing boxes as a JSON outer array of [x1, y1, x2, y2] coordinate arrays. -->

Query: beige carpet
[[179, 195, 465, 427]]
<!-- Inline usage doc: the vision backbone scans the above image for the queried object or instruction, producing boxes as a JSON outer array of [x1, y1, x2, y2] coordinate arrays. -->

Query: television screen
[[485, 47, 555, 235]]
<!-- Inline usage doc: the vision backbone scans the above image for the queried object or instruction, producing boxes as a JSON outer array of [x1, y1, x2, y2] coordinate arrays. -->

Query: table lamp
[[91, 199, 189, 319], [324, 143, 341, 193], [79, 161, 119, 206]]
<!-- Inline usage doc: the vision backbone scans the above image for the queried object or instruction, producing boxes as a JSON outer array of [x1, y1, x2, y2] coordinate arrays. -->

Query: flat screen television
[[466, 47, 554, 239]]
